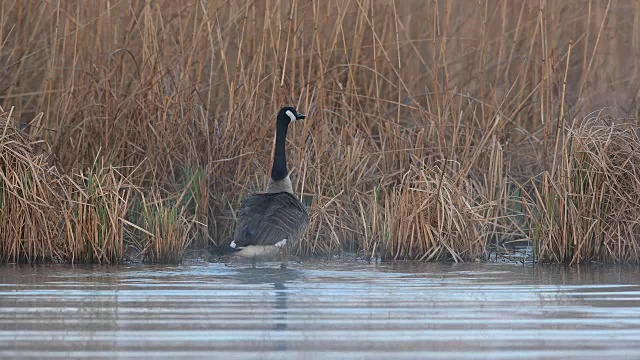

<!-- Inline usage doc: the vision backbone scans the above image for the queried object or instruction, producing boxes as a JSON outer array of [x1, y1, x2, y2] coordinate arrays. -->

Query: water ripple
[[1, 262, 640, 359]]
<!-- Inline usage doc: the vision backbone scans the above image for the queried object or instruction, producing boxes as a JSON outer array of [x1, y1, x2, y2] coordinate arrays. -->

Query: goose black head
[[278, 106, 306, 125]]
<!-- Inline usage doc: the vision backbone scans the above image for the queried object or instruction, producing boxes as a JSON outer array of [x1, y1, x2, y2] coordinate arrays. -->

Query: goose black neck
[[270, 118, 290, 181]]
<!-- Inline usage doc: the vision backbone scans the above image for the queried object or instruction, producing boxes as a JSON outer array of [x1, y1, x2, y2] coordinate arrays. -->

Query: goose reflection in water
[[232, 267, 300, 352]]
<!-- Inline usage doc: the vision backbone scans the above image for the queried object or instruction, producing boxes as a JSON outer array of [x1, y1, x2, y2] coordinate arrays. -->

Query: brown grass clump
[[59, 165, 130, 264], [366, 166, 491, 262], [136, 193, 193, 264], [524, 114, 640, 264], [1, 1, 640, 264], [0, 108, 61, 262]]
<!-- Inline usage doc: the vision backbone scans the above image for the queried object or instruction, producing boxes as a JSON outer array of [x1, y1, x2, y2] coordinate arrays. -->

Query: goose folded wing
[[232, 193, 309, 248]]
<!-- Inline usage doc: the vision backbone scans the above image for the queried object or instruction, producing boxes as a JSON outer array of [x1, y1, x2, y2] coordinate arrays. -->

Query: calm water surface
[[1, 261, 640, 359]]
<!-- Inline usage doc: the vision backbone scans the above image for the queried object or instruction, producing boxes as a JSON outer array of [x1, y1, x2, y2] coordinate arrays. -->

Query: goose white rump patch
[[231, 239, 288, 258]]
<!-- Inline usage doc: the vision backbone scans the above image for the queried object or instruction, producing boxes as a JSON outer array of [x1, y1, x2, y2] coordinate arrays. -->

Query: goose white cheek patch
[[286, 110, 297, 122]]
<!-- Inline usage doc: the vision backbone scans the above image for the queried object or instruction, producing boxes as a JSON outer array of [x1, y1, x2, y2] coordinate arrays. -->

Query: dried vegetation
[[1, 1, 639, 264]]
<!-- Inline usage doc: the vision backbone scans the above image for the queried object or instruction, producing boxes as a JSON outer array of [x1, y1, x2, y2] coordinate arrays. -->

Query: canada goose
[[229, 106, 309, 266]]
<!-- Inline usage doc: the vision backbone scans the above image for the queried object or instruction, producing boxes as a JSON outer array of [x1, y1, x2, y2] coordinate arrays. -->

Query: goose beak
[[295, 112, 306, 120]]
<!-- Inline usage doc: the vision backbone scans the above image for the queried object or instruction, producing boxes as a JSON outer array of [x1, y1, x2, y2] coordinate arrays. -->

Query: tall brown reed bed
[[1, 109, 192, 263], [1, 1, 640, 264], [0, 109, 129, 263]]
